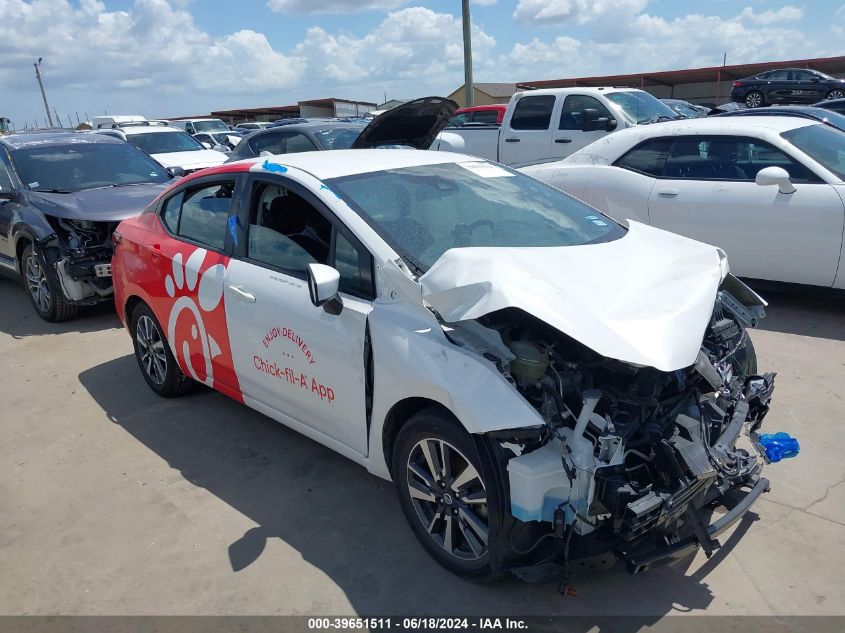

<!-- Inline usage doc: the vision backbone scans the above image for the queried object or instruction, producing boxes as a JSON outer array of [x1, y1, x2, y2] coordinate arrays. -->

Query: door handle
[[657, 189, 679, 197], [555, 138, 572, 144], [228, 285, 256, 303], [504, 138, 520, 143]]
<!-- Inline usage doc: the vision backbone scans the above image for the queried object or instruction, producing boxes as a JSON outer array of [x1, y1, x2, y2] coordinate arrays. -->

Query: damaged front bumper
[[622, 475, 769, 573]]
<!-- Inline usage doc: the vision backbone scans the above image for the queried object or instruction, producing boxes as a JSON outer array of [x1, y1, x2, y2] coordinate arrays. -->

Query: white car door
[[648, 135, 844, 286], [499, 94, 558, 165], [224, 175, 373, 456], [554, 94, 615, 157]]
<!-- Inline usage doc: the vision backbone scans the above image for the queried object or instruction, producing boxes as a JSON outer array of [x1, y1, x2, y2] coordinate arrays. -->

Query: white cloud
[[473, 0, 498, 6], [294, 7, 496, 88], [267, 0, 407, 13], [739, 6, 804, 25], [0, 0, 305, 95], [513, 0, 647, 25], [501, 6, 827, 81]]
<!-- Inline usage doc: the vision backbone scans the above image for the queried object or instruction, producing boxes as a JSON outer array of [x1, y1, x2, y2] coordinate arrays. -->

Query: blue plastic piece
[[227, 215, 240, 246], [261, 160, 287, 173], [759, 432, 800, 462]]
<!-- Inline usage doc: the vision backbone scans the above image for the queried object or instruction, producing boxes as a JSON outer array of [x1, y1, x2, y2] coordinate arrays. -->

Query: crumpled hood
[[151, 149, 227, 170], [419, 221, 723, 372], [29, 183, 170, 222]]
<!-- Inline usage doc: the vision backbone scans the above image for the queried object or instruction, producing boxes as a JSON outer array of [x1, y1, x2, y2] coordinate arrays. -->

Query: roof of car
[[226, 149, 471, 180], [0, 131, 123, 149], [265, 121, 366, 132], [563, 115, 820, 164]]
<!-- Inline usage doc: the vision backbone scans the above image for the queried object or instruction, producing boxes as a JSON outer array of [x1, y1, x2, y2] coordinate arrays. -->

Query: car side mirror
[[606, 117, 618, 131], [756, 166, 796, 194], [201, 142, 213, 149], [166, 166, 185, 178], [582, 108, 614, 132], [0, 184, 14, 200], [307, 263, 343, 315]]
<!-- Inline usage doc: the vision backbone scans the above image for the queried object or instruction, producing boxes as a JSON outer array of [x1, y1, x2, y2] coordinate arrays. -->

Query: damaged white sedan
[[113, 149, 796, 581]]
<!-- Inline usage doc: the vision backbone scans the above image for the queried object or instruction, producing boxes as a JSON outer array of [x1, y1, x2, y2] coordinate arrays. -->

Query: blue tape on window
[[227, 215, 240, 247]]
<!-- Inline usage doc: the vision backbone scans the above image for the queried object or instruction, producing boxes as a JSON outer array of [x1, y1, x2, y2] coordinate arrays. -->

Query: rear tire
[[20, 245, 78, 322], [392, 409, 499, 580], [827, 89, 844, 100], [744, 91, 764, 108], [130, 302, 193, 397]]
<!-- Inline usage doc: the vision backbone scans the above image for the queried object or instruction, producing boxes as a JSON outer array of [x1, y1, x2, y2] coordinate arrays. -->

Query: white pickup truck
[[433, 87, 683, 165]]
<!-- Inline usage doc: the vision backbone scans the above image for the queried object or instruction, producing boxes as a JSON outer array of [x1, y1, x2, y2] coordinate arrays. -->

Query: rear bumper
[[623, 476, 770, 574]]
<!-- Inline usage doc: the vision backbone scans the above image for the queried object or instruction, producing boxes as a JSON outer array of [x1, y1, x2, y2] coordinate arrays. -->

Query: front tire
[[130, 302, 193, 397], [745, 91, 764, 108], [393, 409, 498, 580], [827, 89, 844, 100], [21, 245, 78, 322]]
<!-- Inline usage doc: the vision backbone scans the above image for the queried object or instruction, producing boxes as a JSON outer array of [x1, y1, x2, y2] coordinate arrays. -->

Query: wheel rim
[[136, 315, 168, 385], [25, 254, 51, 313], [406, 438, 489, 561], [829, 90, 844, 100], [746, 93, 761, 108]]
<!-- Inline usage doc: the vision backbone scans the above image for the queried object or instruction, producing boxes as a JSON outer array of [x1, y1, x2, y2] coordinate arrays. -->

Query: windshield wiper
[[32, 188, 73, 194]]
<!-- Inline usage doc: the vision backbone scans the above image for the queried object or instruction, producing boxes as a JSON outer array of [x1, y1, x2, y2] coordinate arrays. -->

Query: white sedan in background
[[521, 116, 845, 288]]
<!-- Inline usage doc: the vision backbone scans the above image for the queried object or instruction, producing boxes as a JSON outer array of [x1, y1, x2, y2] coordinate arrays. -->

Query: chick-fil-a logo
[[163, 248, 227, 388]]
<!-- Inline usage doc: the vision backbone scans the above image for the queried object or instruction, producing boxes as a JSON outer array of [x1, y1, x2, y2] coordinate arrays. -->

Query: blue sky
[[0, 0, 841, 128]]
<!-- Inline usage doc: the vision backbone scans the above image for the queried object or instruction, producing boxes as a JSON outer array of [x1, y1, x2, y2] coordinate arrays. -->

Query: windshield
[[194, 120, 230, 133], [327, 161, 626, 272], [607, 91, 682, 124], [12, 142, 170, 192], [665, 101, 706, 119], [782, 124, 845, 180], [128, 131, 205, 154], [313, 127, 363, 150]]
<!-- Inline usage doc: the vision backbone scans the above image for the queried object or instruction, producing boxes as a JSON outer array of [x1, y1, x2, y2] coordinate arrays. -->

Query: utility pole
[[461, 0, 474, 107], [34, 58, 54, 128]]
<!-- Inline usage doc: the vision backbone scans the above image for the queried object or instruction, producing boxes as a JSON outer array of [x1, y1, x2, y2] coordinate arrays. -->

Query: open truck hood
[[351, 96, 458, 150], [419, 221, 724, 372]]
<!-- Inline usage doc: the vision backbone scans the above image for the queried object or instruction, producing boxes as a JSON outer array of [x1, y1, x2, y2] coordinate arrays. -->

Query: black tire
[[827, 89, 845, 100], [20, 244, 78, 322], [735, 334, 758, 376], [130, 302, 193, 397], [392, 409, 500, 580], [744, 91, 764, 108]]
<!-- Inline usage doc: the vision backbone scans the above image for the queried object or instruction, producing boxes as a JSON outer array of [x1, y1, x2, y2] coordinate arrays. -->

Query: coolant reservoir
[[508, 340, 549, 386], [507, 438, 571, 523]]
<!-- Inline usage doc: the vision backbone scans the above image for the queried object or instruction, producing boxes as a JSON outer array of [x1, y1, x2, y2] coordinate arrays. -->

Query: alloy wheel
[[136, 315, 168, 385], [406, 438, 489, 561], [829, 90, 844, 100], [25, 254, 51, 314], [745, 92, 762, 108]]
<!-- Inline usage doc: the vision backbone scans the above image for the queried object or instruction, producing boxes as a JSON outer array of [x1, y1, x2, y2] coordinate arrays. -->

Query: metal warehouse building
[[450, 55, 845, 108]]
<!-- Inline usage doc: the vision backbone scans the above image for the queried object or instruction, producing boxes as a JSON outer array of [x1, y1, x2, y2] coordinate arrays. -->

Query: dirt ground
[[1, 275, 843, 617]]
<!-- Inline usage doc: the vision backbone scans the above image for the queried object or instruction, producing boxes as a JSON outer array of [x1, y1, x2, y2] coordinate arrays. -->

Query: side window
[[510, 95, 556, 130], [334, 231, 372, 297], [175, 182, 235, 249], [663, 136, 819, 182], [162, 191, 184, 233], [613, 138, 673, 177], [247, 183, 332, 273], [0, 160, 13, 192], [284, 132, 318, 154], [250, 132, 285, 156], [246, 181, 374, 298], [767, 70, 789, 81], [559, 95, 613, 130]]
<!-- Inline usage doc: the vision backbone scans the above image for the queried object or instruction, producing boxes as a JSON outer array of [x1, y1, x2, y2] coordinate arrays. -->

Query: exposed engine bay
[[39, 217, 115, 303], [442, 275, 785, 576]]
